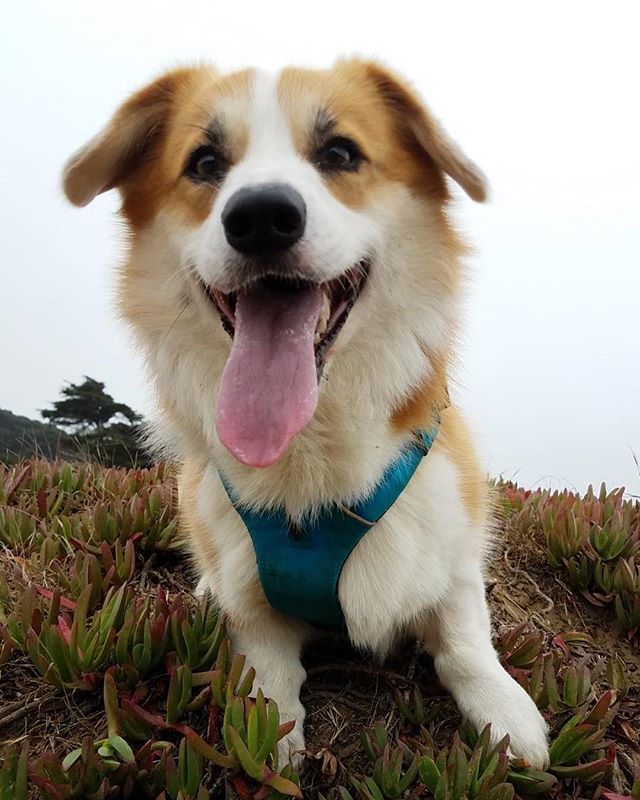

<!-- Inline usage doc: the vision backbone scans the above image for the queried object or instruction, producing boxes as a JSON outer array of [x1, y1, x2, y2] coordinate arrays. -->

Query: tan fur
[[64, 66, 255, 226], [102, 61, 482, 519], [178, 456, 215, 575], [67, 59, 487, 529], [63, 60, 550, 769], [390, 349, 449, 426], [279, 63, 450, 210], [180, 457, 271, 625], [361, 61, 488, 203], [435, 407, 488, 525]]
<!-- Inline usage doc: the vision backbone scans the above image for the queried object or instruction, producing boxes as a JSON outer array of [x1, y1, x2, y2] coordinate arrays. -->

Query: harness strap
[[218, 426, 439, 630]]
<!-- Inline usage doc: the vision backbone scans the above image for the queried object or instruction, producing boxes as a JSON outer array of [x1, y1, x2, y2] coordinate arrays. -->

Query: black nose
[[222, 183, 306, 255]]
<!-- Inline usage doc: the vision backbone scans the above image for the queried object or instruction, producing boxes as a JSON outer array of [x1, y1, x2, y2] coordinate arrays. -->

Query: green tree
[[41, 377, 149, 467], [41, 377, 140, 432]]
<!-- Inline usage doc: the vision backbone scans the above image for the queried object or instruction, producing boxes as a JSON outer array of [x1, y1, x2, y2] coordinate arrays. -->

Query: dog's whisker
[[159, 261, 199, 293], [161, 299, 190, 344]]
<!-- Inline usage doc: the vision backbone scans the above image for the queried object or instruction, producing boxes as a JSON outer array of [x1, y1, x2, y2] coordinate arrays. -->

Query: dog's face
[[64, 61, 486, 469]]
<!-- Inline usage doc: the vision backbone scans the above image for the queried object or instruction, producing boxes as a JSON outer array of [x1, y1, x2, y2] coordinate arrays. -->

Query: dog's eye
[[316, 137, 363, 172], [185, 146, 224, 183]]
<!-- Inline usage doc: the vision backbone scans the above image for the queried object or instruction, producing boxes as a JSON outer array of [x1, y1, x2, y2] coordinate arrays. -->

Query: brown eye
[[185, 146, 224, 183], [317, 137, 363, 172]]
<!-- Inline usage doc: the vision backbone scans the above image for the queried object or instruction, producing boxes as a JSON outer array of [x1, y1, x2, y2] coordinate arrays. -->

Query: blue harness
[[219, 426, 439, 630]]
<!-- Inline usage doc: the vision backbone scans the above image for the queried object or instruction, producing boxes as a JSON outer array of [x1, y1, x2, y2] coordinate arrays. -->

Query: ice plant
[[210, 642, 257, 710], [500, 480, 640, 639], [1, 462, 637, 798]]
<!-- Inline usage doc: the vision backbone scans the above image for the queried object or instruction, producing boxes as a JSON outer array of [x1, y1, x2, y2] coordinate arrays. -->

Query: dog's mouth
[[202, 261, 369, 371], [199, 261, 369, 468]]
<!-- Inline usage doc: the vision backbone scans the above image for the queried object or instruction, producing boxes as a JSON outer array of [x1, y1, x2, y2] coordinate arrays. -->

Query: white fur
[[94, 67, 549, 769], [417, 560, 549, 768], [194, 449, 548, 768], [187, 70, 381, 294]]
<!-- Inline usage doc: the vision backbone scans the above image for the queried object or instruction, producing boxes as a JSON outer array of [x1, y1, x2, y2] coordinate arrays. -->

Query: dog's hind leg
[[415, 558, 549, 769]]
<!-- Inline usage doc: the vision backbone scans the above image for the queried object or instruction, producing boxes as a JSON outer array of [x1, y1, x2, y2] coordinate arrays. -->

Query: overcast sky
[[1, 1, 638, 492]]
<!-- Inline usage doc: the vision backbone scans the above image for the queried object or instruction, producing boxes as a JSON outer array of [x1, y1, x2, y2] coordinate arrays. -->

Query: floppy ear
[[363, 61, 488, 202], [63, 67, 198, 207]]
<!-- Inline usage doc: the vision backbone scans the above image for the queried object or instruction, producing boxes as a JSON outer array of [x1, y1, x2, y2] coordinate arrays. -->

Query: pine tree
[[41, 377, 148, 467], [41, 377, 140, 432]]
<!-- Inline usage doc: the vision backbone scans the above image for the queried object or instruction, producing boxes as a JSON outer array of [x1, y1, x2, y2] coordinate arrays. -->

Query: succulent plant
[[393, 684, 430, 727], [497, 623, 546, 669], [210, 643, 256, 710], [500, 480, 640, 639], [361, 721, 391, 763], [25, 583, 130, 689], [2, 463, 636, 800], [418, 728, 517, 800], [170, 595, 225, 671], [0, 742, 29, 800], [546, 690, 617, 782], [221, 691, 301, 795], [0, 504, 39, 547]]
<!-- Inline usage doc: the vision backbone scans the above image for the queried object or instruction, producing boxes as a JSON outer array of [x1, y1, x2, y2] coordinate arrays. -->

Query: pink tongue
[[216, 284, 323, 467]]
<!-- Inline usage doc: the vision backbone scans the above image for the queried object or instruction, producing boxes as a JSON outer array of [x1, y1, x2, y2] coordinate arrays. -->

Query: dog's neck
[[148, 317, 451, 520], [215, 383, 447, 522]]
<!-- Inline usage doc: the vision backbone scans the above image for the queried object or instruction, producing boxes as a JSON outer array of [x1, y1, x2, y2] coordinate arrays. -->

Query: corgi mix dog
[[64, 60, 549, 769]]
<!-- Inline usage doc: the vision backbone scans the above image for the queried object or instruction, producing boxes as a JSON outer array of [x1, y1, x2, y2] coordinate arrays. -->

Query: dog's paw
[[501, 696, 549, 770], [276, 705, 306, 772], [462, 675, 549, 769], [194, 573, 213, 598]]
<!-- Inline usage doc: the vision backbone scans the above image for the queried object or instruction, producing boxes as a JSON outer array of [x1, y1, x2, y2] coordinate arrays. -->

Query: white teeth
[[314, 292, 331, 343]]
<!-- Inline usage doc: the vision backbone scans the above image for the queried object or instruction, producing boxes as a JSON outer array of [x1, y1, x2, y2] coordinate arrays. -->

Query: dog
[[63, 59, 549, 770]]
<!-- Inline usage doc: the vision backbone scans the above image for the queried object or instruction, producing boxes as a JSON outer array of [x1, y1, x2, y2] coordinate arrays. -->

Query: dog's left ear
[[63, 67, 204, 207], [362, 61, 488, 202]]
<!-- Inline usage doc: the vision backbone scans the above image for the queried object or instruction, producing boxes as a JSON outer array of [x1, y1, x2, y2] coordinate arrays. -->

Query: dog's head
[[64, 61, 486, 469]]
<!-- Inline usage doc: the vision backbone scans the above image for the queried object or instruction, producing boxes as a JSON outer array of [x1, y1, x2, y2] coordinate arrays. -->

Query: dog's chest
[[194, 446, 476, 653]]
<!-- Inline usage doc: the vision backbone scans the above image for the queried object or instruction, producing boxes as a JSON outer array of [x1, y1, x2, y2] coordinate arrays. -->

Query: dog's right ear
[[358, 60, 488, 203], [63, 67, 200, 207]]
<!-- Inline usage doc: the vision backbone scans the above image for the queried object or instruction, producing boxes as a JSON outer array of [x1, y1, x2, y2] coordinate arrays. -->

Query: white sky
[[1, 0, 638, 492]]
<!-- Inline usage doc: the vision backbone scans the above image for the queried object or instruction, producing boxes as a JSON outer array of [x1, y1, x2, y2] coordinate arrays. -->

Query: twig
[[307, 662, 416, 686], [503, 547, 555, 613], [138, 553, 157, 592], [304, 689, 376, 715], [0, 688, 58, 731], [405, 641, 421, 682]]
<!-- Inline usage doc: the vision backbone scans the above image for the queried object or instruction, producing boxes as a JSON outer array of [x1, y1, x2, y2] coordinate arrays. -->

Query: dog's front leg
[[417, 559, 549, 769], [228, 613, 308, 769]]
